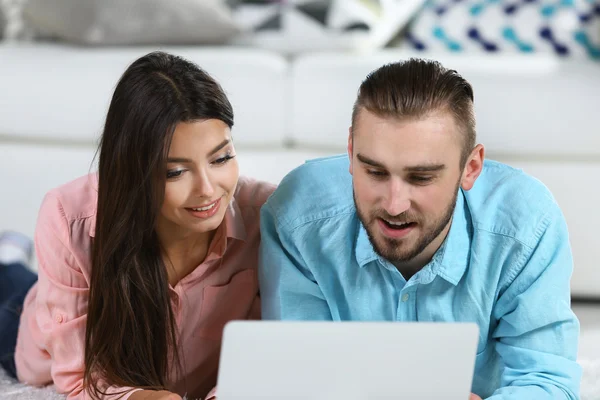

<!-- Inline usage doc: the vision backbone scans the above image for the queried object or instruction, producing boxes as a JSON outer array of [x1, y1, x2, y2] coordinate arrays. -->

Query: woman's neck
[[157, 227, 216, 287]]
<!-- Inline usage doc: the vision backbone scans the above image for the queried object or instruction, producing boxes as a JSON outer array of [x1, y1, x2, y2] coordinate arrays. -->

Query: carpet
[[2, 360, 600, 400]]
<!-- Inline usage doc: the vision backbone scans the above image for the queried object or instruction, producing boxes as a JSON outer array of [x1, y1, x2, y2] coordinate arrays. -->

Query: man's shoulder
[[467, 160, 561, 248], [264, 154, 354, 228]]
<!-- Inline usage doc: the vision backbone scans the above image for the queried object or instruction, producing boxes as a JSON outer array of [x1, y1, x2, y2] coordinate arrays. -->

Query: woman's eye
[[167, 169, 184, 179], [213, 154, 235, 165]]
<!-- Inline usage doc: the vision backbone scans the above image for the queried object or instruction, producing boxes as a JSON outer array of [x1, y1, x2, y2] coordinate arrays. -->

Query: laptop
[[217, 321, 479, 400]]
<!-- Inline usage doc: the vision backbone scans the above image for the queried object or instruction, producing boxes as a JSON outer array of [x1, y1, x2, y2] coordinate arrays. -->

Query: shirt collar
[[430, 190, 472, 286], [355, 219, 379, 268], [354, 190, 472, 286], [203, 197, 247, 263], [224, 196, 247, 242]]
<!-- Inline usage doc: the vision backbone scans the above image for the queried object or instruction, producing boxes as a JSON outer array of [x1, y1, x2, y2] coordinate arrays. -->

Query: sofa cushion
[[0, 143, 98, 240], [498, 158, 600, 299], [0, 43, 288, 146], [290, 51, 600, 156], [0, 141, 327, 240]]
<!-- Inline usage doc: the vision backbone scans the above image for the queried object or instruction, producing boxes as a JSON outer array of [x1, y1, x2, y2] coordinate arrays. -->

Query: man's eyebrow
[[357, 154, 445, 173], [356, 153, 385, 169], [404, 164, 446, 172]]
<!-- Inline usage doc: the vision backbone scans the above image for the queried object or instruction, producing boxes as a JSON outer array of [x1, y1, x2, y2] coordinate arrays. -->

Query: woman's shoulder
[[234, 176, 277, 210], [230, 177, 276, 241], [34, 174, 96, 280], [44, 173, 97, 216], [38, 173, 98, 238]]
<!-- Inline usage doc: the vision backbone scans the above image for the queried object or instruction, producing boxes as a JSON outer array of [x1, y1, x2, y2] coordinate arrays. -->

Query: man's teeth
[[387, 220, 410, 227], [192, 202, 216, 211]]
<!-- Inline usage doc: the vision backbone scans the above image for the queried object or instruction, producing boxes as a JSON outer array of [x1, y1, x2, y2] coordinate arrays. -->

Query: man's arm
[[487, 207, 582, 399], [258, 203, 332, 320]]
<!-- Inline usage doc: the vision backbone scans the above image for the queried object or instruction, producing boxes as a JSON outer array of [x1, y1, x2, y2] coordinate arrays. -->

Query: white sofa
[[1, 43, 598, 298]]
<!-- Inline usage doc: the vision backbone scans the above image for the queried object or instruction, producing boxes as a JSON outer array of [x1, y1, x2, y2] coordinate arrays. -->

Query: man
[[259, 59, 581, 399]]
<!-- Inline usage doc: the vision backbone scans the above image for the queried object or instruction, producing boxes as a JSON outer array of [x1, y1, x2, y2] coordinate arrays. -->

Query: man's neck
[[392, 219, 453, 280]]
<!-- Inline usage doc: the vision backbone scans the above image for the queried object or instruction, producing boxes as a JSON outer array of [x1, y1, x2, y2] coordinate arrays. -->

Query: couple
[[0, 52, 581, 400]]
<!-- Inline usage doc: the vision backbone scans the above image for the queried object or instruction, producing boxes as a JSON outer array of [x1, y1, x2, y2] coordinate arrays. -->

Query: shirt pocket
[[196, 268, 258, 341]]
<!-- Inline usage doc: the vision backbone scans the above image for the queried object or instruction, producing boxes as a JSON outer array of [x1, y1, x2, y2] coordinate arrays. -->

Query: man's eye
[[411, 176, 433, 184], [367, 169, 387, 177]]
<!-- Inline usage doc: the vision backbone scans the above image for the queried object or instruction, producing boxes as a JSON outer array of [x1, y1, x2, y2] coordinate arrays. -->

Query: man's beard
[[354, 184, 459, 264]]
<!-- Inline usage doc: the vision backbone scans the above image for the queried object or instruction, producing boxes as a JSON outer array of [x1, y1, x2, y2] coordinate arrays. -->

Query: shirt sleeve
[[258, 203, 332, 321], [486, 206, 582, 400], [24, 193, 142, 400]]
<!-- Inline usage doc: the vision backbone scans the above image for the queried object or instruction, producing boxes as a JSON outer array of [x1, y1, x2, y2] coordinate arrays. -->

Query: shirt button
[[54, 314, 64, 323], [401, 293, 410, 302]]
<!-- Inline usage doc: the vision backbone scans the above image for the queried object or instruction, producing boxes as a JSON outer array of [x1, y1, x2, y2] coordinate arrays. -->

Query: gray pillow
[[0, 7, 5, 40], [22, 0, 239, 45]]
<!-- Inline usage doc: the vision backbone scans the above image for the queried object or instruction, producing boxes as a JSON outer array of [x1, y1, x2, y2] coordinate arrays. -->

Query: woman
[[5, 51, 275, 399]]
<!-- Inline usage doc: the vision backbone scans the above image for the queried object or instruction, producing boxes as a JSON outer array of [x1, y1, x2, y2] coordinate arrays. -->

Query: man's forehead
[[353, 108, 461, 137]]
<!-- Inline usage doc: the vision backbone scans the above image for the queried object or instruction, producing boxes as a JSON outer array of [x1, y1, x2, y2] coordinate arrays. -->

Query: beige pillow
[[23, 0, 239, 45]]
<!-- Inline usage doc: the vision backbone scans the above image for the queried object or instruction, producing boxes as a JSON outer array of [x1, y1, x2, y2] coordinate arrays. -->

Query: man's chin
[[373, 239, 415, 262]]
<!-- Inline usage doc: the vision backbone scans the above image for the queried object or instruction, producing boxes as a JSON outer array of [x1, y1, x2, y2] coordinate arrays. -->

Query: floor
[[0, 303, 598, 400]]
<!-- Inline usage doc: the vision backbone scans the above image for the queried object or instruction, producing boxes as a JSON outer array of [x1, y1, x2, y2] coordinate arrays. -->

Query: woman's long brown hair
[[84, 52, 234, 398]]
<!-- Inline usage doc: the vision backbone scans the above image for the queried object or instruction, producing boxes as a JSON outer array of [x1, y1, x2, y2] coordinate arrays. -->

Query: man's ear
[[461, 144, 485, 191]]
